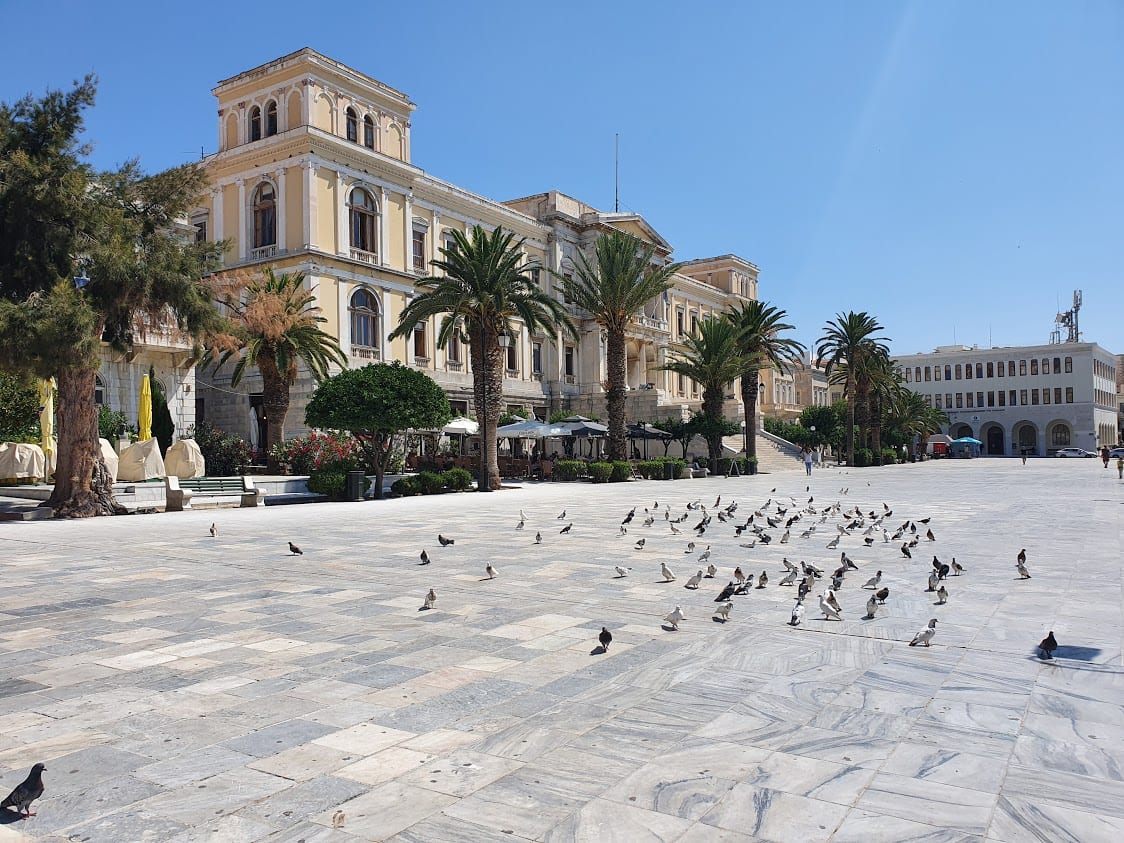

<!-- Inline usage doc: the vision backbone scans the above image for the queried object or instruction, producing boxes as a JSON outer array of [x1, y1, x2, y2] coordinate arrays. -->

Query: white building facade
[[896, 343, 1119, 456]]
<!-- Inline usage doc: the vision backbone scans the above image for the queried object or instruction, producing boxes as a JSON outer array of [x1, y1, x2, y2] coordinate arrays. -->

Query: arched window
[[252, 183, 276, 248], [249, 105, 262, 142], [363, 115, 375, 149], [1051, 425, 1071, 447], [94, 374, 106, 406], [265, 101, 278, 137], [349, 188, 377, 255], [349, 289, 380, 353], [345, 107, 358, 143]]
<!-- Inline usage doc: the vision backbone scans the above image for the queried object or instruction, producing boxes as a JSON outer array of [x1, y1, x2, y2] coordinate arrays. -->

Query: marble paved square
[[0, 459, 1120, 842]]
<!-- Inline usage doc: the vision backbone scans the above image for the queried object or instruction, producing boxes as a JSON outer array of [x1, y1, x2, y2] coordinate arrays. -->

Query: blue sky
[[3, 1, 1121, 357]]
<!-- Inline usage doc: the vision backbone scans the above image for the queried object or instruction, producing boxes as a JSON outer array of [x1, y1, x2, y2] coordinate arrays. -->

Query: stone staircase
[[720, 432, 804, 474]]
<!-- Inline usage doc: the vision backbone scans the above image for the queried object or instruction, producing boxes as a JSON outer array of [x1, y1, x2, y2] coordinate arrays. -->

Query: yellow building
[[194, 49, 767, 442]]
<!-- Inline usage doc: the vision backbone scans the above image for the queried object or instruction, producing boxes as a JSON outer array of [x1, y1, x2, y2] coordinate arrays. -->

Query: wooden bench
[[175, 476, 264, 508]]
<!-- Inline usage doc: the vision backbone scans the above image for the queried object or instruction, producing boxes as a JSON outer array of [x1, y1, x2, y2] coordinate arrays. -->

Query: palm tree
[[816, 312, 889, 466], [661, 317, 745, 472], [862, 351, 901, 463], [390, 225, 576, 490], [726, 301, 806, 463], [562, 230, 682, 461], [206, 268, 346, 470]]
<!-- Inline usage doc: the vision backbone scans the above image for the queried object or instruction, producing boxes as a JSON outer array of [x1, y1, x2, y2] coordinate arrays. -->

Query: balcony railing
[[250, 245, 277, 260], [631, 314, 669, 332], [445, 360, 464, 372], [505, 368, 519, 379], [564, 374, 577, 385], [413, 356, 431, 367], [350, 248, 378, 265], [352, 345, 380, 361]]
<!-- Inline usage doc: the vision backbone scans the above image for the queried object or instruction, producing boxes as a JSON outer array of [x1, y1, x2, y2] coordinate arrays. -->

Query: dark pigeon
[[1038, 631, 1058, 659], [288, 542, 303, 555], [599, 627, 613, 651], [438, 534, 455, 546], [2, 763, 45, 818]]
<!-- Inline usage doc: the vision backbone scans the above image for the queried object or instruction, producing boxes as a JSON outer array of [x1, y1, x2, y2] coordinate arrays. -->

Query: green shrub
[[610, 461, 632, 482], [880, 448, 899, 465], [187, 422, 253, 476], [589, 462, 613, 483], [555, 460, 584, 481], [391, 476, 420, 496], [853, 448, 873, 467], [442, 467, 473, 491], [97, 405, 130, 441], [307, 470, 346, 498], [417, 471, 446, 495], [636, 460, 660, 479]]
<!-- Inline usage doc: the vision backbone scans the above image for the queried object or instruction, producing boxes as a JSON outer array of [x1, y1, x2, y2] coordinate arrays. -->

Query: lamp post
[[479, 328, 511, 493]]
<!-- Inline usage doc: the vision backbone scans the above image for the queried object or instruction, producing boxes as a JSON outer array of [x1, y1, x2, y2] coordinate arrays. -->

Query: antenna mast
[[1052, 289, 1082, 344], [614, 133, 619, 213]]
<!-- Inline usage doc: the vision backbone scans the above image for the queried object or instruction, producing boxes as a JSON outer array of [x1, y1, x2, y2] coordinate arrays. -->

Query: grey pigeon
[[1038, 631, 1057, 659], [534, 531, 542, 544], [422, 589, 436, 610], [1, 763, 45, 818], [288, 541, 303, 555], [559, 523, 573, 534], [419, 549, 430, 565], [715, 582, 736, 602], [599, 627, 613, 651], [936, 585, 948, 604], [438, 534, 455, 546]]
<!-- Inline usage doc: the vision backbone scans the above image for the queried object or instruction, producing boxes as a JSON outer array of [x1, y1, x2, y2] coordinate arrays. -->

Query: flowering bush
[[271, 431, 364, 475], [187, 422, 254, 476]]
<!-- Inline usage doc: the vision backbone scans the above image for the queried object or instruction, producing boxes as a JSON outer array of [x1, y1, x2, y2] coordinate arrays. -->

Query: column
[[235, 178, 246, 260], [211, 186, 224, 262], [336, 170, 349, 255], [302, 161, 317, 250], [274, 168, 286, 253], [431, 210, 441, 265], [337, 282, 350, 358], [403, 191, 413, 271], [379, 187, 390, 266]]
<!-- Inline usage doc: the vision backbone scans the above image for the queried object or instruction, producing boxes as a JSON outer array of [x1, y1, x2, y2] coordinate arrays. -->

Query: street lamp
[[479, 328, 511, 493]]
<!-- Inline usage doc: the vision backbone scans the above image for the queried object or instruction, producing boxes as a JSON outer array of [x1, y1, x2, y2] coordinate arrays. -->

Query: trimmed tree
[[304, 362, 451, 499], [149, 365, 174, 457]]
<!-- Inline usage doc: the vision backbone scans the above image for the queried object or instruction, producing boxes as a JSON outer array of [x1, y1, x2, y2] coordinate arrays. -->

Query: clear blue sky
[[4, 1, 1121, 357]]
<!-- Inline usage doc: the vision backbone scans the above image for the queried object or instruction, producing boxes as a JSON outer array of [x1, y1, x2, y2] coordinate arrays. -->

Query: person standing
[[1101, 446, 1110, 468], [802, 446, 814, 476], [1117, 456, 1123, 480]]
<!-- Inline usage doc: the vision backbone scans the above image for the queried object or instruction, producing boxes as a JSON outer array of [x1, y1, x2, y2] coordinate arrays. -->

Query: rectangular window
[[955, 364, 962, 380], [945, 365, 952, 380], [997, 362, 1004, 378], [532, 342, 543, 374], [934, 394, 942, 409], [564, 346, 575, 377], [1065, 387, 1073, 403], [1020, 389, 1028, 406], [946, 393, 953, 408], [924, 366, 931, 382], [1041, 358, 1049, 375], [976, 363, 983, 378], [530, 268, 541, 287], [1064, 356, 1072, 373], [966, 393, 974, 408], [1042, 388, 1050, 404], [505, 338, 518, 373], [690, 314, 699, 335], [934, 366, 942, 382], [1009, 389, 1016, 406], [1054, 387, 1062, 404], [1020, 360, 1027, 376], [194, 220, 207, 243], [987, 391, 995, 407], [956, 393, 963, 408], [676, 309, 685, 337], [678, 373, 686, 392], [412, 229, 427, 272], [965, 364, 972, 380], [976, 391, 984, 407], [915, 367, 922, 382], [924, 394, 932, 407], [1030, 359, 1038, 376], [998, 391, 1006, 407], [413, 324, 427, 360], [1031, 389, 1039, 405], [986, 362, 994, 378], [447, 334, 461, 364]]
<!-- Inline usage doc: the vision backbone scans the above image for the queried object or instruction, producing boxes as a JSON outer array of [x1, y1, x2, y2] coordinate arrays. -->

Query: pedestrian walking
[[1117, 456, 1123, 480], [802, 446, 814, 476], [1101, 446, 1110, 468]]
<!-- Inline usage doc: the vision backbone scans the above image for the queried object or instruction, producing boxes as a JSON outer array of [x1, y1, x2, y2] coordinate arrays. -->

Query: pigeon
[[789, 599, 805, 626], [900, 543, 912, 559], [516, 519, 525, 530], [660, 562, 676, 582], [714, 601, 733, 621], [783, 558, 798, 573], [779, 569, 798, 586], [1017, 548, 1027, 565], [909, 618, 938, 646], [559, 523, 573, 534], [863, 570, 882, 589], [927, 572, 939, 592], [670, 523, 682, 534], [926, 529, 936, 542], [826, 536, 840, 549], [875, 586, 890, 604], [635, 538, 646, 550], [715, 581, 736, 602], [421, 589, 436, 610], [1038, 631, 1057, 659], [685, 570, 703, 589], [519, 509, 528, 521], [209, 523, 216, 537], [705, 564, 717, 578], [697, 546, 711, 564], [419, 549, 431, 565], [438, 534, 455, 546], [1016, 558, 1031, 579], [841, 553, 858, 571], [863, 594, 878, 619], [614, 566, 631, 578], [557, 509, 567, 519], [599, 627, 613, 651], [757, 571, 768, 589], [797, 577, 813, 601], [622, 509, 635, 525], [1, 763, 45, 818], [685, 542, 696, 554], [825, 589, 842, 613], [819, 592, 842, 621], [714, 495, 721, 508], [733, 567, 746, 584], [288, 541, 303, 555], [950, 558, 964, 576], [936, 585, 948, 604], [643, 516, 655, 527], [534, 531, 542, 544], [485, 563, 497, 579], [332, 810, 345, 829], [780, 530, 790, 544], [619, 525, 628, 536], [664, 605, 685, 630]]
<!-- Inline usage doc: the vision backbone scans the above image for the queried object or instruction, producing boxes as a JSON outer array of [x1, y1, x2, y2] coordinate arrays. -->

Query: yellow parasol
[[38, 378, 55, 475], [138, 374, 153, 441]]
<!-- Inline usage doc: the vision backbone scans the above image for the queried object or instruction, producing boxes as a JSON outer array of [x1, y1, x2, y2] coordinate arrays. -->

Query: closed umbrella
[[138, 374, 153, 441], [38, 378, 55, 471]]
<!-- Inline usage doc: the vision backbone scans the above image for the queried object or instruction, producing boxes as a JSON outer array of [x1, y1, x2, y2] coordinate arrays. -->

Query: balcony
[[631, 314, 670, 332], [505, 368, 519, 379], [250, 245, 277, 261], [352, 345, 380, 361], [564, 374, 577, 385], [413, 356, 431, 367], [445, 360, 464, 373], [350, 248, 378, 265]]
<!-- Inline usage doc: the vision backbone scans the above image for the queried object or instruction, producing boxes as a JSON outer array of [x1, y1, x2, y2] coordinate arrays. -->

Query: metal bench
[[176, 476, 264, 508]]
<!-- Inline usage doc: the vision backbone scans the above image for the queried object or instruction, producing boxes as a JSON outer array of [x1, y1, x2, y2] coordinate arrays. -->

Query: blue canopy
[[952, 437, 983, 445]]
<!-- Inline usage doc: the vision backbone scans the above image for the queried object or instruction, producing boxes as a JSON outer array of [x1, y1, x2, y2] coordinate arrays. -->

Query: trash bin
[[345, 470, 366, 501], [663, 461, 676, 481]]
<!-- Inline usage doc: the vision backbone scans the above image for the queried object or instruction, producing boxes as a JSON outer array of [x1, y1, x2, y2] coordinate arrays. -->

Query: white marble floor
[[0, 457, 1120, 842]]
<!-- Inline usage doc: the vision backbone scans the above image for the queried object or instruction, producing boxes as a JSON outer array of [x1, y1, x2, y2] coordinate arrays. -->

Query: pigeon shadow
[[417, 606, 431, 612], [711, 616, 728, 623], [660, 624, 680, 631], [1031, 645, 1103, 662], [590, 645, 607, 655], [0, 810, 25, 825]]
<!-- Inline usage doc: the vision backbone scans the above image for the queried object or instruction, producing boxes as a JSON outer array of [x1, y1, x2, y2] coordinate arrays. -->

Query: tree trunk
[[871, 396, 883, 464], [469, 322, 502, 490], [845, 375, 856, 467], [605, 328, 627, 461], [47, 365, 126, 517], [703, 386, 724, 474], [260, 354, 290, 474], [370, 432, 388, 500], [740, 368, 759, 461]]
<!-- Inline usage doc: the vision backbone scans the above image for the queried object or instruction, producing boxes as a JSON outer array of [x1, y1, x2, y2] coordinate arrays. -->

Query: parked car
[[1054, 448, 1095, 458], [1109, 447, 1124, 459]]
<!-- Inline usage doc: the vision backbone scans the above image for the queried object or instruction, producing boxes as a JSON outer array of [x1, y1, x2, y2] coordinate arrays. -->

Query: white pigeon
[[864, 594, 878, 619], [619, 525, 628, 536], [685, 570, 703, 590], [789, 600, 805, 626], [660, 562, 676, 582], [863, 570, 882, 589], [519, 509, 527, 521], [485, 563, 497, 579], [422, 589, 436, 610], [1016, 560, 1031, 579], [819, 592, 842, 621], [825, 589, 842, 613], [705, 563, 717, 578], [909, 618, 938, 646], [714, 601, 733, 621], [664, 605, 685, 629], [614, 566, 631, 578]]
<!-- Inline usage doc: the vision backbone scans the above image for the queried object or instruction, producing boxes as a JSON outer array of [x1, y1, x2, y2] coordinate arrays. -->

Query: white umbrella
[[248, 406, 261, 452], [496, 420, 569, 439], [443, 417, 479, 435]]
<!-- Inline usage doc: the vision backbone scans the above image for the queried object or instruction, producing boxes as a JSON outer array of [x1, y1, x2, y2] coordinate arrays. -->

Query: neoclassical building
[[192, 49, 765, 444], [896, 342, 1119, 455]]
